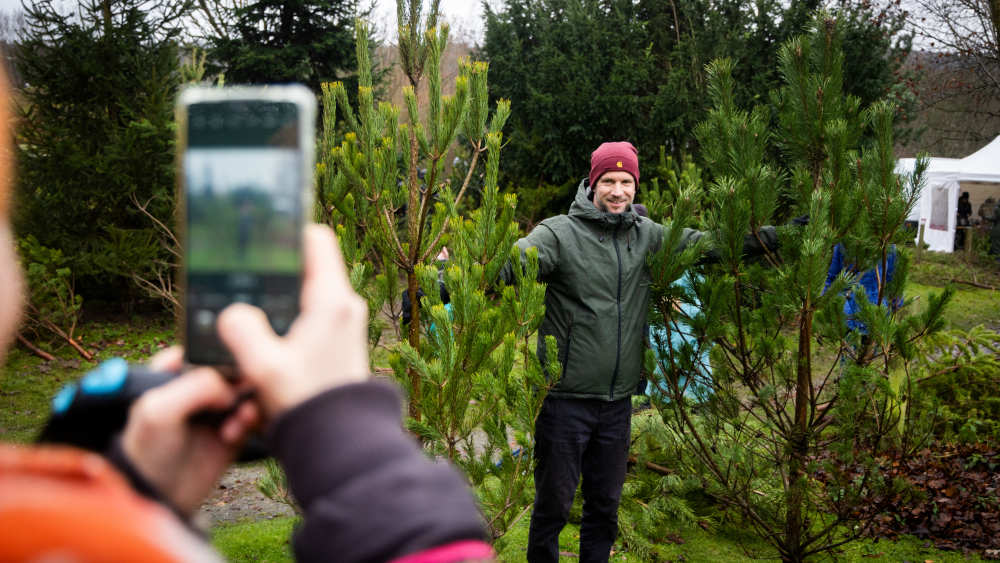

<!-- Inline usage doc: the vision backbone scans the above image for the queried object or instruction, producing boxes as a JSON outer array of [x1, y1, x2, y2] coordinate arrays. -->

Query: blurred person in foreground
[[0, 67, 492, 562]]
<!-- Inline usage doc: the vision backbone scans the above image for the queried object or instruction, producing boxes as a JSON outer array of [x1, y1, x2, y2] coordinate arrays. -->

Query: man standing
[[503, 141, 776, 562]]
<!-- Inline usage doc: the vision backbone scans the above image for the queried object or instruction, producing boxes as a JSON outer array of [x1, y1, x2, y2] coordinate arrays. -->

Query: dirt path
[[198, 462, 296, 527]]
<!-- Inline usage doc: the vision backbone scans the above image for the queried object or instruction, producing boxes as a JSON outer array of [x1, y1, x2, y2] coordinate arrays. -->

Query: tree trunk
[[406, 270, 421, 421], [405, 90, 422, 422], [784, 307, 813, 563]]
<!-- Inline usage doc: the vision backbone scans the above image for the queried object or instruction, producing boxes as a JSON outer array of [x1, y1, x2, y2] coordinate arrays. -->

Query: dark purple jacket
[[268, 381, 492, 562]]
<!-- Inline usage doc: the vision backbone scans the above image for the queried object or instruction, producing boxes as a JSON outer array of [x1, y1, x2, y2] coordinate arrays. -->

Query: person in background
[[0, 65, 492, 563], [956, 191, 972, 250], [823, 243, 901, 355], [978, 197, 997, 228]]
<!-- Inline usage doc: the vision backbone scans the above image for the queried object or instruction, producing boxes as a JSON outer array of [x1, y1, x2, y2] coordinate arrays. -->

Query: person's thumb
[[217, 303, 283, 379]]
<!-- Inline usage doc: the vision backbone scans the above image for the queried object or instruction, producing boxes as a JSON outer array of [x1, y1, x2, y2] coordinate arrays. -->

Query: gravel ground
[[197, 462, 296, 527]]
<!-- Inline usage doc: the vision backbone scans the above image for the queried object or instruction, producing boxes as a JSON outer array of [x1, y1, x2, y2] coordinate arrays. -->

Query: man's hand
[[217, 224, 370, 421], [122, 347, 260, 517]]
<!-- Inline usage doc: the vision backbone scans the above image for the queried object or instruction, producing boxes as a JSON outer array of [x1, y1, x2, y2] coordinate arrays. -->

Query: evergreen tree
[[14, 0, 181, 306], [481, 0, 914, 222], [643, 16, 946, 561], [318, 0, 553, 541], [209, 0, 367, 95]]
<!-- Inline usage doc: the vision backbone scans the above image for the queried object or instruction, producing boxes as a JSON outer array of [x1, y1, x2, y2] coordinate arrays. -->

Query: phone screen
[[183, 98, 305, 364]]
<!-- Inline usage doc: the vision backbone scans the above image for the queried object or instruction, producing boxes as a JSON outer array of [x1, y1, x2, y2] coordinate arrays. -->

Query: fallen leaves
[[851, 444, 1000, 556]]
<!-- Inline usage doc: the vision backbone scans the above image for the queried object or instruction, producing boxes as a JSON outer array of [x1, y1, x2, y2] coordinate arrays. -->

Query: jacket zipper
[[610, 227, 622, 399]]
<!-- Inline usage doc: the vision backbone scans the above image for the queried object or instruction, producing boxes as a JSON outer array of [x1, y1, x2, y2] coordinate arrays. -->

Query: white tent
[[897, 136, 1000, 252]]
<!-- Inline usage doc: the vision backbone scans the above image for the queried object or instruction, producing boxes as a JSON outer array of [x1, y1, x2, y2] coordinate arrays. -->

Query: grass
[[908, 250, 1000, 331], [490, 514, 986, 562], [211, 513, 984, 562], [910, 248, 1000, 290], [208, 512, 989, 562], [212, 516, 297, 562], [0, 314, 173, 442], [907, 281, 1000, 331]]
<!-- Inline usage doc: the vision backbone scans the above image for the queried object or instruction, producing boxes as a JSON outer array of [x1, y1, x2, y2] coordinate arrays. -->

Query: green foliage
[[319, 3, 550, 541], [209, 0, 372, 96], [481, 0, 653, 192], [832, 0, 916, 129], [507, 179, 574, 228], [481, 0, 914, 220], [14, 0, 179, 307], [642, 14, 949, 562], [641, 148, 706, 229], [905, 326, 1000, 444], [619, 412, 715, 560], [256, 458, 301, 515], [16, 235, 83, 345]]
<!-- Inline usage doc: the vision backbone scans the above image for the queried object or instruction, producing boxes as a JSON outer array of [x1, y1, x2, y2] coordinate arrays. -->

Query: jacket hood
[[569, 179, 641, 228]]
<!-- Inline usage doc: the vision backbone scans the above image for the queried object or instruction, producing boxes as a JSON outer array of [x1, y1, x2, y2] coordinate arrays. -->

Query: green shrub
[[907, 326, 1000, 444], [17, 235, 83, 347]]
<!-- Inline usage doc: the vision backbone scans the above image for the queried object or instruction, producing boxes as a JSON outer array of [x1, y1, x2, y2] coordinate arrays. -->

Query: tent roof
[[895, 157, 960, 177], [957, 135, 1000, 182], [896, 135, 1000, 183]]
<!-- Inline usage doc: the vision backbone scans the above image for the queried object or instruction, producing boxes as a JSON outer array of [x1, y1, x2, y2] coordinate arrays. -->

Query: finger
[[148, 346, 184, 372], [220, 401, 260, 444], [300, 223, 352, 312], [217, 303, 283, 376], [137, 368, 237, 426]]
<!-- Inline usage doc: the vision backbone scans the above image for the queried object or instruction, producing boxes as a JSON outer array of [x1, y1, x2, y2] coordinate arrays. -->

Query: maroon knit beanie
[[589, 141, 639, 190]]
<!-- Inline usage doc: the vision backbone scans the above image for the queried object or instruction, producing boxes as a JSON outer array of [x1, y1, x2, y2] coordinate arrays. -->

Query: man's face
[[592, 170, 636, 214]]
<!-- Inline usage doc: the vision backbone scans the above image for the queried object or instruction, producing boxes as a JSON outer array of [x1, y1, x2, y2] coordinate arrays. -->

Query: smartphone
[[176, 85, 316, 365]]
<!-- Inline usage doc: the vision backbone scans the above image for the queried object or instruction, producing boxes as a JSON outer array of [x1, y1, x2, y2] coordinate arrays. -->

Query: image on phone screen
[[183, 98, 307, 364]]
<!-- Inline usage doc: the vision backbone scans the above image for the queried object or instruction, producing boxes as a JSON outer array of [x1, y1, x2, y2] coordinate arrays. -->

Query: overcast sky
[[0, 0, 491, 41], [371, 0, 493, 42]]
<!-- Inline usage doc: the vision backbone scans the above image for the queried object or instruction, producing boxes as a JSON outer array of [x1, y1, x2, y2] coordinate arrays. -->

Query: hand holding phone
[[217, 225, 370, 420]]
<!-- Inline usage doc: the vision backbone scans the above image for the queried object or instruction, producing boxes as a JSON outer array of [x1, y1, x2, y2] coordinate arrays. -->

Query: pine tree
[[644, 15, 946, 562], [209, 0, 368, 95], [14, 0, 181, 306], [317, 0, 553, 542]]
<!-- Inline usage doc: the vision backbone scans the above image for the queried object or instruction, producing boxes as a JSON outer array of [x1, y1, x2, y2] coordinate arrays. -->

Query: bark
[[15, 332, 55, 361], [628, 455, 674, 476], [407, 270, 421, 421], [784, 307, 814, 563], [949, 277, 995, 290]]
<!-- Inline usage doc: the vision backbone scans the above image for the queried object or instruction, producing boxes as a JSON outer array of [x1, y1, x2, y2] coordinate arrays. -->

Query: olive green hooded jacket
[[507, 180, 775, 401], [507, 180, 697, 401]]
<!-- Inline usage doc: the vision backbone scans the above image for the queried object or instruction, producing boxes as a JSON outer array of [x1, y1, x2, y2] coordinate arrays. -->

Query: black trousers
[[527, 396, 632, 563]]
